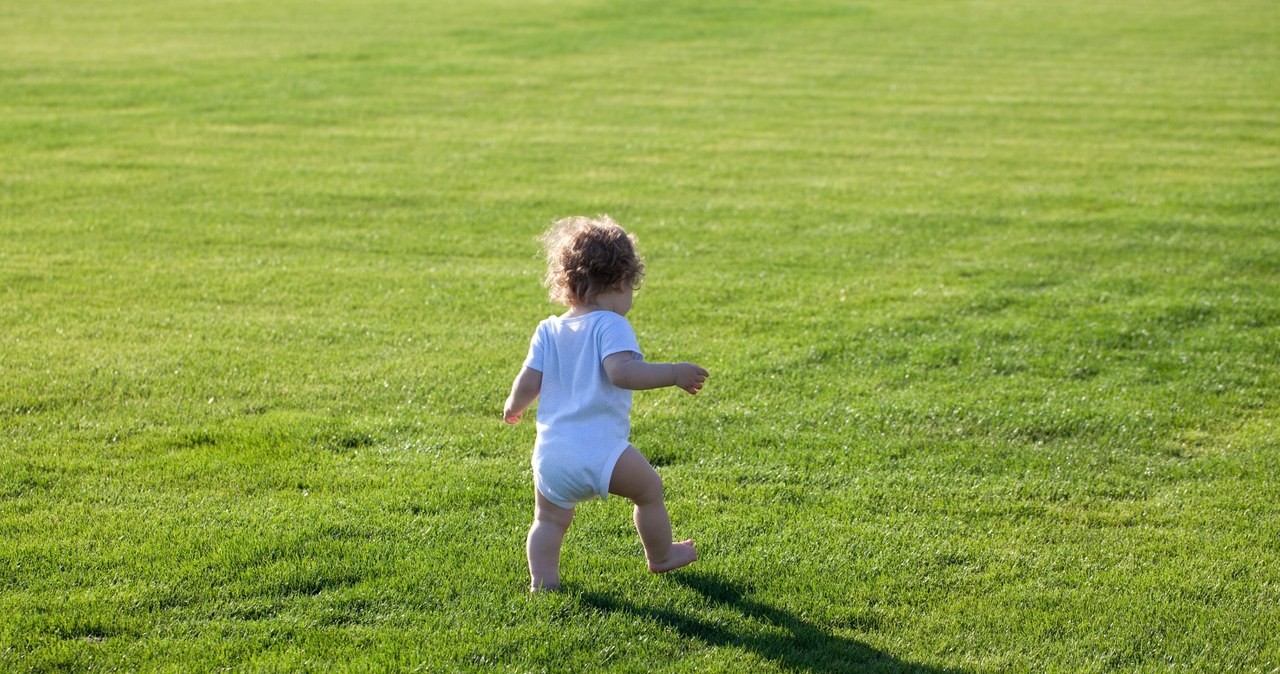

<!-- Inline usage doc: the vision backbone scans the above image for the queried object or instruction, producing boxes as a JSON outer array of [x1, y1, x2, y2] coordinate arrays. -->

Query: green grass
[[2, 0, 1279, 671]]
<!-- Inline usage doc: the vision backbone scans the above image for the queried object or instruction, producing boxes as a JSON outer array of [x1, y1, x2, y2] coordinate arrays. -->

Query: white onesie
[[523, 310, 642, 510]]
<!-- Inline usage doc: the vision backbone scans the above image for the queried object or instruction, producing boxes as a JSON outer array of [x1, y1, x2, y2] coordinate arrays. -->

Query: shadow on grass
[[580, 571, 967, 674]]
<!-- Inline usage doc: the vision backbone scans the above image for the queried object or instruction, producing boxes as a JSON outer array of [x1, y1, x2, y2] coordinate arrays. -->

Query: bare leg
[[609, 446, 697, 573], [527, 488, 574, 592]]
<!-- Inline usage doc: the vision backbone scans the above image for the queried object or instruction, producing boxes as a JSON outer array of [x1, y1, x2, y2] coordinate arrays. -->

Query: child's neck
[[565, 287, 632, 318], [564, 304, 608, 318]]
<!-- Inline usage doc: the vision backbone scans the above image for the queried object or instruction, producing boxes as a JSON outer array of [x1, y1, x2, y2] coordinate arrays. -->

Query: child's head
[[539, 214, 644, 307]]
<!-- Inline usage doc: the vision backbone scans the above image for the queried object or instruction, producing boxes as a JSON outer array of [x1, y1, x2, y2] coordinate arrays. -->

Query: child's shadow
[[579, 571, 967, 674]]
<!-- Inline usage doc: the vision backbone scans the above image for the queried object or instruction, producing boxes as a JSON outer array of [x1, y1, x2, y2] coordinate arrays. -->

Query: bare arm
[[503, 366, 543, 424], [603, 351, 708, 395]]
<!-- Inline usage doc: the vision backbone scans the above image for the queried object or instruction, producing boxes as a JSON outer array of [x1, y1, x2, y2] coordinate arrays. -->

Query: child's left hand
[[503, 397, 523, 424], [503, 367, 542, 424]]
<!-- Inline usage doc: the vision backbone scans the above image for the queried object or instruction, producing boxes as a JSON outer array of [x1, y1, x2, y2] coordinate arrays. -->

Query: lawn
[[2, 0, 1278, 671]]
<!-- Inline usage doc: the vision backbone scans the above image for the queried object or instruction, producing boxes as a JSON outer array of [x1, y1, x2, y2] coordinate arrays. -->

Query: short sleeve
[[597, 314, 642, 362], [522, 322, 545, 371]]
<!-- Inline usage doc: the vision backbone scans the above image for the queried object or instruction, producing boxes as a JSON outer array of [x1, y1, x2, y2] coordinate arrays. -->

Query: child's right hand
[[674, 363, 709, 395]]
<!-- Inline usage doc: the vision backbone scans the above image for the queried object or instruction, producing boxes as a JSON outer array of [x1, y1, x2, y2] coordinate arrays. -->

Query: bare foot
[[648, 540, 698, 573], [529, 579, 562, 593]]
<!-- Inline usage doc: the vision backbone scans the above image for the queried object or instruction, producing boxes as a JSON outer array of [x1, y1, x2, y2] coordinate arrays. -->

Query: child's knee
[[631, 473, 663, 506], [535, 503, 574, 530]]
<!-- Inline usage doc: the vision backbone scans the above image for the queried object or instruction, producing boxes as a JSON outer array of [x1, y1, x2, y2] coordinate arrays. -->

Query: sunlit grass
[[2, 0, 1278, 671]]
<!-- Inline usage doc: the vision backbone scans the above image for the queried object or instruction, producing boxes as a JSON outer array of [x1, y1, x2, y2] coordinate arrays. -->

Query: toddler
[[503, 215, 708, 592]]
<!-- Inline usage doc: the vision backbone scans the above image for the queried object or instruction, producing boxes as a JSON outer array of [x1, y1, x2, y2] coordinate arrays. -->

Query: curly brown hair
[[539, 214, 644, 307]]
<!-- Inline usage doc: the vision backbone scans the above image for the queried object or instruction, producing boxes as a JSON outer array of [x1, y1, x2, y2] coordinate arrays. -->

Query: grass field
[[3, 0, 1279, 671]]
